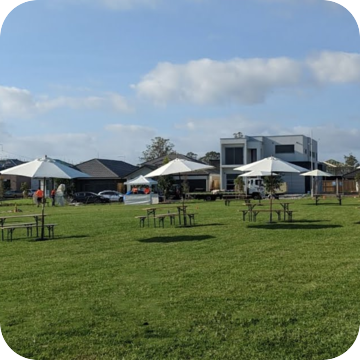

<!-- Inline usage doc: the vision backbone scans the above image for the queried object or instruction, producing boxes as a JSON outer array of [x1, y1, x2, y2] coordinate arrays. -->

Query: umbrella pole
[[180, 173, 187, 226], [40, 178, 45, 240], [269, 174, 273, 223]]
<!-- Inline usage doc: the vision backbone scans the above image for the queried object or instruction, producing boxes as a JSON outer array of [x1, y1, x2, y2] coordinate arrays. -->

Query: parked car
[[71, 192, 110, 204], [98, 190, 124, 202], [3, 190, 24, 198], [28, 189, 37, 197]]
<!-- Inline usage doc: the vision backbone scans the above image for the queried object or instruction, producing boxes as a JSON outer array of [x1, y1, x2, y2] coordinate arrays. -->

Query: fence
[[321, 179, 357, 194]]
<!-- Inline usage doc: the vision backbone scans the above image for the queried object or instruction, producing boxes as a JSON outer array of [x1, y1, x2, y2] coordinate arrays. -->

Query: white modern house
[[220, 134, 318, 194]]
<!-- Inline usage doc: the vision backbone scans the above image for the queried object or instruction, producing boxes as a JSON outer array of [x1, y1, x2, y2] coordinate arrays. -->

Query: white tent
[[123, 175, 159, 205], [124, 175, 158, 186]]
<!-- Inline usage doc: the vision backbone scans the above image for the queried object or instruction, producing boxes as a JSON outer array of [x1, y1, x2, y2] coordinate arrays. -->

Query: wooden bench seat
[[135, 216, 147, 227], [251, 209, 282, 222], [186, 213, 196, 226], [154, 213, 178, 228], [240, 209, 251, 221], [1, 223, 37, 241], [223, 194, 251, 206], [285, 210, 296, 222], [44, 224, 57, 238]]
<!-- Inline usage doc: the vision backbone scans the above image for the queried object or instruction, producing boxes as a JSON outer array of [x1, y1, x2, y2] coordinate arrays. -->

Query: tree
[[199, 151, 220, 164], [234, 177, 245, 194], [20, 182, 29, 198], [140, 137, 175, 162], [157, 156, 174, 200], [186, 152, 197, 160], [263, 176, 283, 197], [344, 153, 359, 169]]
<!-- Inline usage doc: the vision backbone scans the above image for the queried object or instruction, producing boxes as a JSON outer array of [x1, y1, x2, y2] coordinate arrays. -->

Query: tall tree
[[157, 156, 174, 200], [344, 153, 358, 169], [140, 137, 175, 162], [186, 152, 197, 160], [199, 151, 220, 164]]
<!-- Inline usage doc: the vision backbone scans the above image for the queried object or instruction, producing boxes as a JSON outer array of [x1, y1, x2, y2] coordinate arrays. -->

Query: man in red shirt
[[35, 188, 43, 207]]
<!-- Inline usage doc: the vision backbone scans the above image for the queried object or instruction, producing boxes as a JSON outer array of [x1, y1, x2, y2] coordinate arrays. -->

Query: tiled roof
[[0, 159, 24, 170], [140, 153, 205, 167], [75, 159, 138, 178]]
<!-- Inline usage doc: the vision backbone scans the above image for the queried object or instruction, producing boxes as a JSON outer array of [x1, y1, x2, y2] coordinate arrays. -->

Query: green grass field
[[1, 196, 360, 360]]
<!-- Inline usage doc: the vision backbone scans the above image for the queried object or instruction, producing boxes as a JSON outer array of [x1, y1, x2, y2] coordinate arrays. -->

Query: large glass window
[[225, 147, 243, 165], [275, 145, 295, 154], [226, 174, 238, 190]]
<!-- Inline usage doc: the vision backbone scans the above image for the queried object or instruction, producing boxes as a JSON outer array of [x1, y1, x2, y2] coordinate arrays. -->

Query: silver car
[[98, 190, 124, 202]]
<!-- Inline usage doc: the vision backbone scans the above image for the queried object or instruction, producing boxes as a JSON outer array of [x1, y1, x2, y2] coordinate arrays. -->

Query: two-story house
[[220, 134, 318, 194]]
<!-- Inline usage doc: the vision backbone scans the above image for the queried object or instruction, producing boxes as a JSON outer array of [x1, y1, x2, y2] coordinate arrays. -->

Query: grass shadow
[[247, 224, 343, 230], [139, 235, 216, 243], [29, 235, 90, 242], [182, 223, 225, 227], [289, 219, 331, 223]]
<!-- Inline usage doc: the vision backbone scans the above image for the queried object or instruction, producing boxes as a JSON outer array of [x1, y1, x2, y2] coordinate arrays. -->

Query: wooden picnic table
[[0, 213, 46, 238], [141, 205, 193, 227], [276, 202, 293, 221], [313, 194, 342, 206], [240, 202, 295, 223]]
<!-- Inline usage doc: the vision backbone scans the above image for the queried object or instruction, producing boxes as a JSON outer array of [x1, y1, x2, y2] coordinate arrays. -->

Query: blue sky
[[0, 0, 359, 165]]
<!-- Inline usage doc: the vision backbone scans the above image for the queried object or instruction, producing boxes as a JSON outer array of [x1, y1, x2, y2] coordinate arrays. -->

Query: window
[[275, 145, 295, 154], [225, 147, 243, 165], [226, 174, 238, 190]]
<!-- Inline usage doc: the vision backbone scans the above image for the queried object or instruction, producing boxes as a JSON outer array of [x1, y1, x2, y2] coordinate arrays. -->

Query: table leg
[[34, 217, 39, 237]]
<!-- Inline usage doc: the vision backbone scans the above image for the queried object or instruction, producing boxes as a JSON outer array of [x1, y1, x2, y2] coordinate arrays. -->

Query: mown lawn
[[1, 196, 360, 360]]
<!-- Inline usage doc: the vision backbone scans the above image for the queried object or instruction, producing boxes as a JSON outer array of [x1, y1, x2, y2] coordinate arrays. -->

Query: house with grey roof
[[75, 158, 138, 193], [134, 154, 220, 192]]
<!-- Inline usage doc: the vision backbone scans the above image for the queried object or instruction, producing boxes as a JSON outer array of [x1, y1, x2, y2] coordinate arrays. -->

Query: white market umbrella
[[145, 158, 214, 177], [234, 156, 308, 222], [234, 156, 308, 174], [0, 155, 90, 239], [238, 170, 278, 177], [145, 158, 214, 225], [300, 169, 332, 195], [300, 169, 332, 177], [124, 175, 158, 186]]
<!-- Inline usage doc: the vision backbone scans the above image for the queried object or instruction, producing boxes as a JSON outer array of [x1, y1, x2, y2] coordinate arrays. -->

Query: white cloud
[[307, 51, 360, 83], [105, 123, 155, 133], [0, 85, 133, 119], [133, 57, 302, 105], [132, 51, 360, 106], [0, 86, 36, 118], [107, 93, 134, 113]]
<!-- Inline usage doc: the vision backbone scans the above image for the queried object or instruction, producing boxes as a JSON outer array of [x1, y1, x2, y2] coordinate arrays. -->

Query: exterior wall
[[220, 135, 318, 194]]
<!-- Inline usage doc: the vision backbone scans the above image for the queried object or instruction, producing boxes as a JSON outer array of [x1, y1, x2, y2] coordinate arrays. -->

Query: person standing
[[35, 188, 43, 207], [51, 189, 56, 206]]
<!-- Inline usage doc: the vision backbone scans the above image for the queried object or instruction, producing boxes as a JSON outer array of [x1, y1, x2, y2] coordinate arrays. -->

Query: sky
[[0, 0, 359, 166]]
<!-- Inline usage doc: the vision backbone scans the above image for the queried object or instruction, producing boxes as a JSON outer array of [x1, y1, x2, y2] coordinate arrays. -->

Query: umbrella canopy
[[145, 158, 214, 226], [145, 158, 214, 178], [234, 156, 308, 174], [238, 170, 278, 177], [0, 155, 90, 240], [0, 156, 90, 179], [300, 169, 333, 196], [124, 175, 158, 186], [234, 156, 307, 223], [300, 169, 332, 177]]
